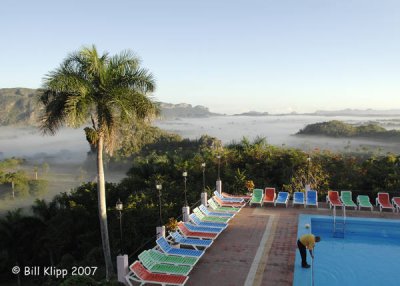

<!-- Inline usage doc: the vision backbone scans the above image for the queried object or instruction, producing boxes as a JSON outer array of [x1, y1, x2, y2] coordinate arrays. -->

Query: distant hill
[[233, 111, 269, 116], [0, 88, 41, 126], [297, 120, 400, 140], [0, 88, 221, 126], [159, 102, 220, 119], [313, 109, 400, 116]]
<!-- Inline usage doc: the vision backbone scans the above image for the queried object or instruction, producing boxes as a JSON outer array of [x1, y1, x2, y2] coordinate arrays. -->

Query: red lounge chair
[[177, 222, 218, 240], [126, 261, 188, 286], [376, 192, 395, 212], [326, 191, 343, 208], [263, 187, 276, 205], [222, 191, 251, 200], [392, 197, 400, 212]]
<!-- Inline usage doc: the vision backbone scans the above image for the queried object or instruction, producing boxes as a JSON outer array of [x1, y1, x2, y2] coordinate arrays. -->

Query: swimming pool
[[293, 214, 400, 286]]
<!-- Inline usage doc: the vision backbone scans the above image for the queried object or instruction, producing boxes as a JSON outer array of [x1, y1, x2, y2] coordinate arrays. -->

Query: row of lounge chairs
[[249, 188, 318, 208], [249, 188, 400, 212], [125, 193, 247, 286], [327, 191, 400, 212]]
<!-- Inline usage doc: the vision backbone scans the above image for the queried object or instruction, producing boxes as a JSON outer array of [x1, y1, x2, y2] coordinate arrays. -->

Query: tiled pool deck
[[185, 203, 399, 286]]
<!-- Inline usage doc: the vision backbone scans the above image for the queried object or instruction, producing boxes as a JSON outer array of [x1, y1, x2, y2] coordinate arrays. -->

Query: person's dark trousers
[[297, 239, 308, 266]]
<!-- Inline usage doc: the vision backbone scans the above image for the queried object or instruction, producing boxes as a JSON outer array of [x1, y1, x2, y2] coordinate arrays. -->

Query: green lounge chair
[[147, 249, 199, 266], [250, 188, 264, 206], [138, 251, 192, 275], [208, 198, 240, 212], [340, 191, 357, 209], [357, 195, 373, 211], [193, 208, 230, 223]]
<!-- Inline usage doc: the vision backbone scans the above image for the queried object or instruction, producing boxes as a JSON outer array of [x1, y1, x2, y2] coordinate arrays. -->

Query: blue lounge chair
[[199, 204, 234, 218], [305, 190, 318, 208], [156, 237, 204, 258], [292, 192, 305, 207], [169, 232, 213, 250], [214, 191, 244, 203], [274, 191, 289, 207], [189, 213, 228, 229]]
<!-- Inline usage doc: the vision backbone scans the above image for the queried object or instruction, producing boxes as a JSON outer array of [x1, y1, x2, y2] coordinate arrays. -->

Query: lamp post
[[115, 198, 123, 254], [217, 155, 221, 180], [307, 156, 311, 185], [305, 156, 311, 192], [156, 184, 162, 225], [183, 171, 188, 206], [216, 154, 222, 194], [201, 163, 208, 206], [201, 163, 206, 192]]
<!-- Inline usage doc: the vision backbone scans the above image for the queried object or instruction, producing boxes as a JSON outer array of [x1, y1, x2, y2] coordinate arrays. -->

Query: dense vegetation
[[0, 158, 48, 199], [297, 120, 400, 140], [1, 135, 400, 285]]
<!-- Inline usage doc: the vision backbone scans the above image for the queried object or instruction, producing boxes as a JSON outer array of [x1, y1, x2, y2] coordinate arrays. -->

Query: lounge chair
[[391, 197, 400, 212], [263, 187, 276, 206], [189, 213, 228, 229], [212, 196, 246, 208], [292, 192, 305, 207], [208, 198, 240, 213], [146, 249, 199, 266], [376, 192, 395, 212], [249, 188, 264, 206], [183, 222, 223, 234], [138, 250, 192, 275], [156, 237, 204, 258], [326, 191, 343, 209], [356, 195, 373, 211], [305, 190, 318, 208], [193, 207, 230, 223], [126, 261, 188, 286], [169, 231, 213, 250], [177, 222, 219, 240], [214, 191, 244, 203], [274, 191, 289, 207], [199, 204, 234, 218], [221, 191, 251, 200], [340, 191, 357, 209]]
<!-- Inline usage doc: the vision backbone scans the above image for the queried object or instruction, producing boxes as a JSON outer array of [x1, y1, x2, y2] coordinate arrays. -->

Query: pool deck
[[126, 203, 399, 286], [185, 203, 399, 286]]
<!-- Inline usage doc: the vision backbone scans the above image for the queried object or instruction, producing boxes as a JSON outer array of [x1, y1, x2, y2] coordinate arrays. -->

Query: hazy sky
[[1, 0, 399, 114]]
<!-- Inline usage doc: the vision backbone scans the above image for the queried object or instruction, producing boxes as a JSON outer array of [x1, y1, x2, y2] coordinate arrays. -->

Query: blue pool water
[[293, 215, 400, 286]]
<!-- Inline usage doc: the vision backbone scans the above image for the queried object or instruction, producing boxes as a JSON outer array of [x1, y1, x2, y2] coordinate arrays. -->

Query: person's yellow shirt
[[300, 234, 316, 250]]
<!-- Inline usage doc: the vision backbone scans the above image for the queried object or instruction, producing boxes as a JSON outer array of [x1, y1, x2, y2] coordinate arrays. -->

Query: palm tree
[[38, 45, 158, 280], [4, 172, 17, 199]]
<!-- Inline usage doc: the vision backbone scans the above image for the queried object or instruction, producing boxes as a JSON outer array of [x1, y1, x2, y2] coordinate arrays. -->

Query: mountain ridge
[[0, 88, 220, 126]]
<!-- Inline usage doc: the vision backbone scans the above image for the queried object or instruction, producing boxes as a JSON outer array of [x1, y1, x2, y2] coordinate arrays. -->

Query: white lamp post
[[156, 184, 162, 224], [115, 199, 123, 255], [183, 171, 188, 206]]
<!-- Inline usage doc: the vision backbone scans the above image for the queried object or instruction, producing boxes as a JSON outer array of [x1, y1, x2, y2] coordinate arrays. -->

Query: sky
[[1, 0, 400, 114]]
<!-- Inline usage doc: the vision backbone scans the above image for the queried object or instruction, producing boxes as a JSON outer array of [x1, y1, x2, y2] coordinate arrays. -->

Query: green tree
[[38, 45, 157, 280]]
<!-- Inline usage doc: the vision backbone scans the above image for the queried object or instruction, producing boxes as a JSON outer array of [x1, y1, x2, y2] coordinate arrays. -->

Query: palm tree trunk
[[97, 135, 114, 280]]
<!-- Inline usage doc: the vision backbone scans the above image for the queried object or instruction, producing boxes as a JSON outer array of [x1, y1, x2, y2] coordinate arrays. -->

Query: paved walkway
[[187, 203, 399, 286]]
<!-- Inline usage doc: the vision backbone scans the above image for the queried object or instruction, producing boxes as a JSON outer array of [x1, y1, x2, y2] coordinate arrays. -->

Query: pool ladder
[[333, 205, 346, 238]]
